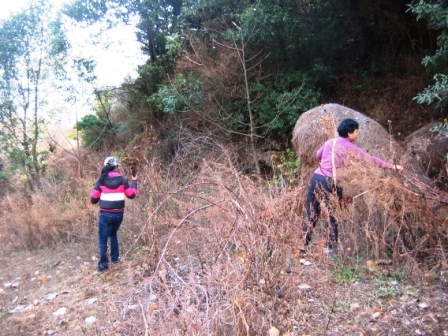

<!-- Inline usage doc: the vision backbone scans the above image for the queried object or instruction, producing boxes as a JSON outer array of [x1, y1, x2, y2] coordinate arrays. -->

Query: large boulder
[[291, 104, 417, 178], [402, 122, 448, 183]]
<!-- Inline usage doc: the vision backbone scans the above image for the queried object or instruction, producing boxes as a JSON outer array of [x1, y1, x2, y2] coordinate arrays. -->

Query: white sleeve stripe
[[100, 193, 125, 201]]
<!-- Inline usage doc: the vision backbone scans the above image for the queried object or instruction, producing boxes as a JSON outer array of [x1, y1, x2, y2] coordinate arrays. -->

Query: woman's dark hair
[[337, 119, 359, 138], [97, 164, 116, 185]]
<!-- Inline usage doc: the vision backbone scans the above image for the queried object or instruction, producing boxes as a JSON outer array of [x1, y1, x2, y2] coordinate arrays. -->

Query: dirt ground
[[0, 241, 137, 335], [1, 240, 448, 336]]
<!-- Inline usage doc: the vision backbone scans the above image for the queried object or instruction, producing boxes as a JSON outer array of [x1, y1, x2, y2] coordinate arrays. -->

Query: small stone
[[9, 305, 27, 314], [350, 303, 360, 312], [372, 311, 381, 319], [84, 316, 97, 325], [299, 259, 312, 266], [268, 326, 280, 336], [45, 292, 58, 301], [53, 307, 67, 316], [298, 284, 312, 290], [87, 298, 97, 305], [418, 302, 428, 309]]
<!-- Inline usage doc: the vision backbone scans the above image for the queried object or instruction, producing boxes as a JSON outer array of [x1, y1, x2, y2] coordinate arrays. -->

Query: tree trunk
[[239, 41, 261, 175], [32, 55, 43, 179]]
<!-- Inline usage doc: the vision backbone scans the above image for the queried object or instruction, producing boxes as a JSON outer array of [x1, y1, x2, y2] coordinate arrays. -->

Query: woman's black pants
[[304, 173, 342, 248]]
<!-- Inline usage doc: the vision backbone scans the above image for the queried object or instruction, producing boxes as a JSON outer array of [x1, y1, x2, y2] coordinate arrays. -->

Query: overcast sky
[[0, 0, 147, 129], [0, 0, 146, 87], [0, 0, 32, 19]]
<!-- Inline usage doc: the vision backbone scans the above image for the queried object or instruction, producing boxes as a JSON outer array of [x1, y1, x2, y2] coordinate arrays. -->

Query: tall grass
[[0, 139, 446, 334], [0, 175, 96, 252], [113, 144, 447, 334]]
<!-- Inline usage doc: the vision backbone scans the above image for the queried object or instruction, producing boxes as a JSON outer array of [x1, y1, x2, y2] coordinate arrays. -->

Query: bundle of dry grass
[[335, 158, 447, 272]]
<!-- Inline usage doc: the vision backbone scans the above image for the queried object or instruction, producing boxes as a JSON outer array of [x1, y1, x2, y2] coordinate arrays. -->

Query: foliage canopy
[[409, 0, 448, 110]]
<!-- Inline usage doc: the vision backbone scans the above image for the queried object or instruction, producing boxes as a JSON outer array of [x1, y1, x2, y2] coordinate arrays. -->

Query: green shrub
[[76, 114, 121, 149], [149, 73, 204, 114], [254, 72, 321, 135], [270, 148, 301, 190]]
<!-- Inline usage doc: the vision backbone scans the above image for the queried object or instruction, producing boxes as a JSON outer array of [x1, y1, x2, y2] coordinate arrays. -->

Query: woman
[[303, 119, 403, 253], [91, 156, 138, 272]]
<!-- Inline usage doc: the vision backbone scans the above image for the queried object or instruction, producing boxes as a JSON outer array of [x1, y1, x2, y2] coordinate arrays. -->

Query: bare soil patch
[[1, 241, 447, 335]]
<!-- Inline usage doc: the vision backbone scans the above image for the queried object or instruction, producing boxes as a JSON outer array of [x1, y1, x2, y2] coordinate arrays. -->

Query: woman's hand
[[393, 165, 404, 173]]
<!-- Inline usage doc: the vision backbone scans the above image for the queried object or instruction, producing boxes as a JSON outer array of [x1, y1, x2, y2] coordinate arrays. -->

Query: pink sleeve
[[91, 189, 101, 204], [370, 155, 394, 168], [348, 142, 393, 168], [124, 180, 138, 198], [316, 144, 324, 159], [124, 187, 138, 198], [91, 190, 101, 198]]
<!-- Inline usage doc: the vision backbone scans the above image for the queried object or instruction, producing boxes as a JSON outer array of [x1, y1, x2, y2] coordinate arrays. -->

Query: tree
[[216, 25, 268, 174], [0, 0, 92, 185], [76, 89, 122, 150], [64, 0, 182, 62], [152, 17, 319, 174], [409, 0, 448, 111]]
